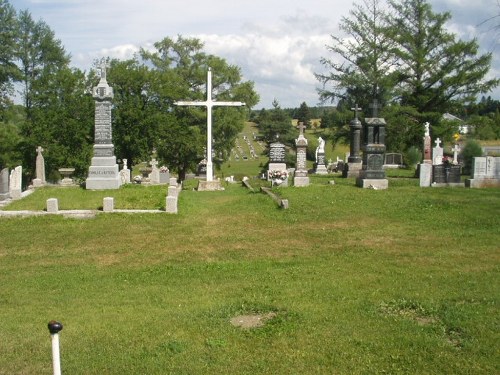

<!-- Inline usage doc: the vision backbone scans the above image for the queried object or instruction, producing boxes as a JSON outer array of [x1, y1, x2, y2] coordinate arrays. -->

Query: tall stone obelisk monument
[[86, 60, 121, 190]]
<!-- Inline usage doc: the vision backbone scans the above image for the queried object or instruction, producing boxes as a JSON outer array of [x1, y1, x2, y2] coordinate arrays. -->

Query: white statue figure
[[424, 122, 430, 137], [315, 137, 325, 162]]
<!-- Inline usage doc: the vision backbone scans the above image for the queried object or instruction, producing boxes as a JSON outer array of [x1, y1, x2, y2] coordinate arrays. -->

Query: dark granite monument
[[356, 99, 388, 189]]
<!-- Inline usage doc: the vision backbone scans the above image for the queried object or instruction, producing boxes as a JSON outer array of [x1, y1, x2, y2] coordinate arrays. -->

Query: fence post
[[48, 320, 63, 375]]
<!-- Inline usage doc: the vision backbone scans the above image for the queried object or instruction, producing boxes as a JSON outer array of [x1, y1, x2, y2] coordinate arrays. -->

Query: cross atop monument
[[434, 138, 442, 147], [175, 68, 246, 182], [298, 122, 306, 136], [369, 99, 380, 118], [36, 146, 44, 155], [351, 103, 362, 120]]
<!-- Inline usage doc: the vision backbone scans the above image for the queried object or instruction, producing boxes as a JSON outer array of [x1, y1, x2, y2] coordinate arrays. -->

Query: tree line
[[0, 1, 259, 183]]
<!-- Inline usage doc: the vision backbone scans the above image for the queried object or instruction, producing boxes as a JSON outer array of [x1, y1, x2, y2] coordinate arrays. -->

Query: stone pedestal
[[343, 162, 362, 178], [356, 178, 388, 189], [197, 180, 224, 191], [419, 163, 432, 187], [293, 176, 310, 187]]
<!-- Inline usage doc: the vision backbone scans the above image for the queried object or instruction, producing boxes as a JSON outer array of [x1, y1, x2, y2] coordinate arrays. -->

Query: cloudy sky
[[11, 0, 500, 108]]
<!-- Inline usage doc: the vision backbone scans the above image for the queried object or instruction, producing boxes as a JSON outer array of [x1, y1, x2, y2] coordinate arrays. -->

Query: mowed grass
[[0, 177, 499, 374]]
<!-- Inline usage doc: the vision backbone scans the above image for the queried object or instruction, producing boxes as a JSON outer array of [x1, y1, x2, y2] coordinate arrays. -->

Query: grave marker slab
[[0, 168, 9, 201], [9, 166, 22, 200]]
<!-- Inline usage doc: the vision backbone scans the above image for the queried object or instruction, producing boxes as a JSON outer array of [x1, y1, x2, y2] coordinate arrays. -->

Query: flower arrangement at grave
[[269, 170, 288, 180], [269, 170, 288, 186], [159, 166, 169, 173], [442, 156, 456, 166]]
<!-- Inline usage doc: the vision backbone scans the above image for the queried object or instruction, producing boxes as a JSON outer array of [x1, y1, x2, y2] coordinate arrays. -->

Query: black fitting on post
[[48, 321, 63, 334]]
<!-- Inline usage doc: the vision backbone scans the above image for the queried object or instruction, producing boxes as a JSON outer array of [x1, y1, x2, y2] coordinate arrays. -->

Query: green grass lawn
[[0, 175, 498, 374]]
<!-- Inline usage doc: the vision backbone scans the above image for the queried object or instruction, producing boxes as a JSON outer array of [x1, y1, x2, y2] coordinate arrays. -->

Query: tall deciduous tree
[[388, 0, 499, 114], [16, 9, 94, 180], [140, 36, 258, 180]]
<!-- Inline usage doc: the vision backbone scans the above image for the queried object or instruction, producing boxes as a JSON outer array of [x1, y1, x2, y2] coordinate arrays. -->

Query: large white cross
[[174, 68, 245, 182]]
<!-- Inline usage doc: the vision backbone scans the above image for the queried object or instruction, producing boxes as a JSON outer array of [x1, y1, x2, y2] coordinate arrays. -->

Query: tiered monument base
[[197, 180, 224, 191]]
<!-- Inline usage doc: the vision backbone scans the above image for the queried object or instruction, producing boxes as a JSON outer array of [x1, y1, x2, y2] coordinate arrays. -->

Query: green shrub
[[405, 146, 421, 168], [461, 139, 483, 175]]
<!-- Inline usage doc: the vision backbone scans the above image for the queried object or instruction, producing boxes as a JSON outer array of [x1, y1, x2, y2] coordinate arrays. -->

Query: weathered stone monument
[[466, 156, 500, 188], [174, 67, 245, 191], [356, 99, 388, 189], [119, 159, 131, 184], [268, 140, 288, 186], [33, 146, 46, 187], [314, 137, 328, 174], [419, 122, 433, 187], [343, 104, 363, 178], [86, 60, 121, 190], [294, 122, 309, 187], [148, 158, 160, 184], [0, 168, 9, 201], [9, 166, 22, 200]]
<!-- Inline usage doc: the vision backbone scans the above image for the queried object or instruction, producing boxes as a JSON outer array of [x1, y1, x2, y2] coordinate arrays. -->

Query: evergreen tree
[[316, 0, 398, 109], [257, 99, 295, 146], [388, 0, 499, 113], [297, 101, 311, 127]]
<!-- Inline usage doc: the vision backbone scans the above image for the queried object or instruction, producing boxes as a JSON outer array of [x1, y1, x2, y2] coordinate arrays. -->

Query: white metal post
[[48, 321, 63, 375]]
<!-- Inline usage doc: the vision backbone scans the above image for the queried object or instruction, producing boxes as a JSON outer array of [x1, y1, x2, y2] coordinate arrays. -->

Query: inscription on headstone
[[269, 143, 286, 163]]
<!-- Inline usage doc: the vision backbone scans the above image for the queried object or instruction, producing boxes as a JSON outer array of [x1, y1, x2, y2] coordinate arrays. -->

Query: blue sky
[[10, 0, 500, 108]]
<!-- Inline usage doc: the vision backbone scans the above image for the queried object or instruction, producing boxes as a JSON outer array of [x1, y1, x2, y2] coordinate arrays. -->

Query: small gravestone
[[159, 166, 170, 184], [384, 153, 403, 168], [315, 137, 328, 174], [356, 99, 388, 189], [46, 198, 58, 213], [268, 141, 288, 186], [466, 156, 500, 188], [9, 166, 22, 200], [33, 146, 46, 187], [432, 138, 443, 165], [169, 177, 177, 186], [103, 197, 114, 212], [119, 158, 131, 184], [294, 122, 309, 187], [0, 168, 9, 201]]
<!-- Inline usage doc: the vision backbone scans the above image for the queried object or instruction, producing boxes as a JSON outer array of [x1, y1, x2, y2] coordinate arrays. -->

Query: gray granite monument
[[356, 99, 388, 189], [268, 140, 288, 186], [33, 146, 46, 187], [343, 104, 363, 178], [466, 156, 500, 188], [0, 168, 9, 201], [294, 122, 309, 187], [86, 60, 121, 190]]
